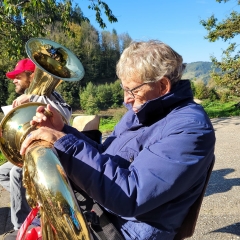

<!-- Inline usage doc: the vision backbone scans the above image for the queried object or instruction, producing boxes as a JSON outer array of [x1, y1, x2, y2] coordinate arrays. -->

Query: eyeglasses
[[120, 81, 153, 99]]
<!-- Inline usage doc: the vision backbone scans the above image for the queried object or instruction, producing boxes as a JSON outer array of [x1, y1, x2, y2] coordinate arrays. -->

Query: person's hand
[[20, 127, 66, 155], [31, 104, 65, 131], [12, 94, 31, 108]]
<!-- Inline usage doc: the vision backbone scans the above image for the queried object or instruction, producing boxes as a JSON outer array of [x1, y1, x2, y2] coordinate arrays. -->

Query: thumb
[[46, 104, 65, 130], [46, 104, 62, 120], [47, 104, 59, 116]]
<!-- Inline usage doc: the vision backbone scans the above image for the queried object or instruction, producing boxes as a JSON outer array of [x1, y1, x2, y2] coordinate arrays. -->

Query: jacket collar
[[125, 80, 194, 125]]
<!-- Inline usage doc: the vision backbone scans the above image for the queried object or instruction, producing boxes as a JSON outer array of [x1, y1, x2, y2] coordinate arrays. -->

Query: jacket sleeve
[[29, 93, 72, 123], [54, 119, 215, 218]]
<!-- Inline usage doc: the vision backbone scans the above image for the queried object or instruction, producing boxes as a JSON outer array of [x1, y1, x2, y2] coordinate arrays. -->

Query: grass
[[0, 152, 7, 166], [202, 100, 240, 118], [99, 117, 118, 133]]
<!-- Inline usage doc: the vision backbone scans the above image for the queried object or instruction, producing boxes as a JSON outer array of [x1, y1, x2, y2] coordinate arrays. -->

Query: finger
[[36, 105, 46, 114], [32, 116, 41, 123], [30, 119, 38, 126], [43, 107, 53, 118], [35, 112, 47, 121], [12, 100, 17, 108], [36, 105, 52, 121], [47, 104, 60, 117]]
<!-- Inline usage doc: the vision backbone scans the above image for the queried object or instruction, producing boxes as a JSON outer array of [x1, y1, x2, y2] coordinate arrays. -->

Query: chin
[[132, 104, 144, 113], [132, 107, 141, 113]]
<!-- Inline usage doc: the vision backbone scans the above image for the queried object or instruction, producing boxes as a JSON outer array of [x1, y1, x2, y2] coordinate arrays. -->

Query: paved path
[[188, 116, 240, 239], [0, 117, 240, 239]]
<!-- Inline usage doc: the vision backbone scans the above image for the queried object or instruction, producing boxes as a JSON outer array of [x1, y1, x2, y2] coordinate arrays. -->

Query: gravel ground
[[0, 116, 240, 239]]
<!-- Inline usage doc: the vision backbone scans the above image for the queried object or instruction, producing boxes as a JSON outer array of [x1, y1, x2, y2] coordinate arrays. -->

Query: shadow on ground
[[211, 222, 240, 236], [205, 168, 240, 197]]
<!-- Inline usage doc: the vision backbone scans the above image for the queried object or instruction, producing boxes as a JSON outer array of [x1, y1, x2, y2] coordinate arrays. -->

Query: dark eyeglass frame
[[120, 81, 153, 99]]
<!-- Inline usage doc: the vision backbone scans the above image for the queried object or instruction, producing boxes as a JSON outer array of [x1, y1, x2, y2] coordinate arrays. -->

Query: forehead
[[121, 78, 143, 88], [15, 72, 27, 79]]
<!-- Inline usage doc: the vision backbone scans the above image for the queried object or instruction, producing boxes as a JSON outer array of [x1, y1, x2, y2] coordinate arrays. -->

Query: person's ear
[[29, 72, 34, 82], [159, 77, 171, 96]]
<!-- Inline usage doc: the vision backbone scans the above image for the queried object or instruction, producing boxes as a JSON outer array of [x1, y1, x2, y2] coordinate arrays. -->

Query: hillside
[[182, 61, 216, 83]]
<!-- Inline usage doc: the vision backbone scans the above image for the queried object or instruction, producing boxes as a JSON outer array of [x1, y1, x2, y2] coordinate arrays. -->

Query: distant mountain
[[182, 61, 215, 84]]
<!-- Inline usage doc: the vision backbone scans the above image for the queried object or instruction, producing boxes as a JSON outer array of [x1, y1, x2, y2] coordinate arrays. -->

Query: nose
[[13, 78, 18, 84], [124, 93, 134, 104]]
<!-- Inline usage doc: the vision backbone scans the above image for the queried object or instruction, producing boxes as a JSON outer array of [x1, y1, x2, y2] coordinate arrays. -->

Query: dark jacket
[[54, 80, 215, 240]]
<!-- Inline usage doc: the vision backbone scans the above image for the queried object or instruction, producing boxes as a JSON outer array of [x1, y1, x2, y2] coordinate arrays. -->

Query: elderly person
[[19, 40, 215, 240]]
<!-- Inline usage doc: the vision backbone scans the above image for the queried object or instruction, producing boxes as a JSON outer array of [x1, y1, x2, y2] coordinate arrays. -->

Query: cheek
[[140, 91, 155, 102], [149, 88, 161, 98]]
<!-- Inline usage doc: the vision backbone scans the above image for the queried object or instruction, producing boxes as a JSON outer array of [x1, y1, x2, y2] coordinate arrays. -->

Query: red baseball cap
[[6, 58, 35, 79]]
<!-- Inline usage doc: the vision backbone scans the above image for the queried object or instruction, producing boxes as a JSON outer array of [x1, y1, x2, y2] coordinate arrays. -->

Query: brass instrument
[[25, 38, 85, 97], [0, 38, 91, 239]]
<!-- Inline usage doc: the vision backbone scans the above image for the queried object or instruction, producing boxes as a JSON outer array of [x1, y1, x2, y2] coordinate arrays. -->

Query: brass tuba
[[25, 37, 85, 97], [0, 38, 92, 239]]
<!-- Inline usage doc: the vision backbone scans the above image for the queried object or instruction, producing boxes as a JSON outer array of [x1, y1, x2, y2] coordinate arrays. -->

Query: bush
[[194, 80, 208, 99], [0, 152, 7, 166], [80, 80, 123, 113], [220, 91, 230, 103], [0, 112, 4, 122]]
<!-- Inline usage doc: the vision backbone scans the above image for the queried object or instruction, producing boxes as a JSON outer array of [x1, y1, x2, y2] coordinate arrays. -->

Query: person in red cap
[[0, 58, 72, 235], [6, 58, 35, 94]]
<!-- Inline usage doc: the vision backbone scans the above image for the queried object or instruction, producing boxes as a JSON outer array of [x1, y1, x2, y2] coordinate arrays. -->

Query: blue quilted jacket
[[54, 80, 215, 240]]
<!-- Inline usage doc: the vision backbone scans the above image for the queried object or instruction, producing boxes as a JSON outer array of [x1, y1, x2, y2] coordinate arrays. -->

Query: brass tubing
[[24, 142, 91, 240]]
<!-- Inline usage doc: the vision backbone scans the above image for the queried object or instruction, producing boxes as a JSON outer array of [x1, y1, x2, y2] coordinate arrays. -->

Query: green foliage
[[7, 81, 18, 105], [99, 117, 118, 133], [202, 100, 240, 118], [0, 7, 131, 106], [88, 0, 118, 29], [0, 70, 9, 107], [56, 81, 81, 109], [49, 21, 130, 87], [80, 80, 123, 113], [200, 0, 240, 95], [208, 88, 219, 101], [0, 112, 4, 122], [0, 0, 117, 59], [192, 79, 220, 101], [80, 82, 99, 114], [0, 152, 7, 166], [219, 91, 230, 102], [193, 80, 209, 99], [210, 44, 240, 95]]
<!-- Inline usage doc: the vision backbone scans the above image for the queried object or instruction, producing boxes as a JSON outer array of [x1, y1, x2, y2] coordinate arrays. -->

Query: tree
[[119, 33, 132, 53], [200, 0, 240, 96], [0, 70, 9, 107], [0, 0, 117, 60], [194, 80, 209, 100], [7, 81, 18, 105]]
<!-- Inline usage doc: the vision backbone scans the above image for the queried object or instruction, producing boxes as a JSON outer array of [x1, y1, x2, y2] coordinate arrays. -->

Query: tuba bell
[[25, 37, 85, 97], [0, 38, 92, 239]]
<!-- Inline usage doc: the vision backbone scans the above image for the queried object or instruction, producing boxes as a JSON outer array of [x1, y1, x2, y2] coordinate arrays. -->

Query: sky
[[74, 0, 240, 63]]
